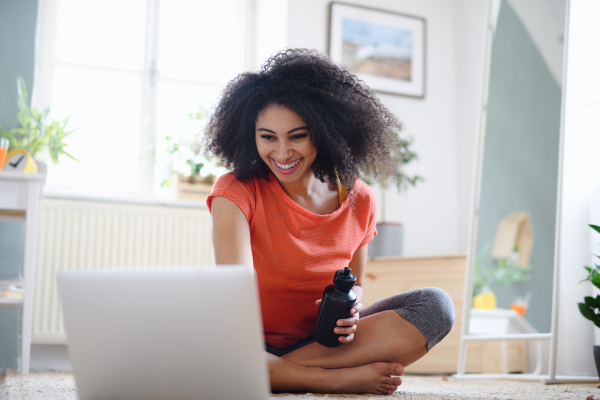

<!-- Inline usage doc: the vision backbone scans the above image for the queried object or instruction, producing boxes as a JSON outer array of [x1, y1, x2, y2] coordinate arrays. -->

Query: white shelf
[[0, 278, 25, 288], [0, 172, 46, 374], [0, 298, 24, 307], [0, 171, 47, 181]]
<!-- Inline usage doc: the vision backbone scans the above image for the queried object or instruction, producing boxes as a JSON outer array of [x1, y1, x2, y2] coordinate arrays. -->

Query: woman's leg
[[266, 287, 454, 394], [267, 352, 403, 395], [282, 287, 455, 369]]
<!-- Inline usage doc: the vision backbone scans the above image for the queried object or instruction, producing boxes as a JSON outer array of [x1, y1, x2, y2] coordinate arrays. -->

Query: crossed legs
[[268, 311, 427, 394], [266, 287, 456, 395]]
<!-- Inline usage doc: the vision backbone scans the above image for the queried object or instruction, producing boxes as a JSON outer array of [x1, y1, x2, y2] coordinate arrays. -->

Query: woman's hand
[[315, 299, 364, 343]]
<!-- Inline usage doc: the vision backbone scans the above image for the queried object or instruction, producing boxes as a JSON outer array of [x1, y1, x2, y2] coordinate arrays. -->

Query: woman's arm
[[210, 196, 254, 269], [347, 243, 368, 305]]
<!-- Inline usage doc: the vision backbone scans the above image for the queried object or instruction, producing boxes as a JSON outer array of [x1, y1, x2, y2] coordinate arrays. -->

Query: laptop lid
[[57, 266, 270, 400]]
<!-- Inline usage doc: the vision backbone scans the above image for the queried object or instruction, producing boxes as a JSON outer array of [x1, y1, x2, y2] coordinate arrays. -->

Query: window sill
[[42, 188, 209, 209]]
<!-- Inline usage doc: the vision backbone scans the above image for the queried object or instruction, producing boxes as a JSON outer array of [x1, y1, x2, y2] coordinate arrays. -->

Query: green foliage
[[577, 224, 600, 327], [473, 244, 532, 295], [160, 134, 206, 187], [578, 294, 600, 329], [0, 77, 78, 164], [473, 245, 492, 294], [494, 259, 532, 287], [580, 266, 600, 290], [362, 129, 423, 193], [160, 107, 220, 188]]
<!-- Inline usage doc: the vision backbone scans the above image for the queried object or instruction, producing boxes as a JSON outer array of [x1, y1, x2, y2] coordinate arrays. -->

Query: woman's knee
[[416, 287, 455, 350], [420, 287, 455, 329], [361, 287, 456, 351], [391, 287, 455, 352]]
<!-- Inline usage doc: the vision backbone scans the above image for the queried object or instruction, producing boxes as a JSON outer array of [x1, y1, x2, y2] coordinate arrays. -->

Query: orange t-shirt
[[207, 172, 377, 348]]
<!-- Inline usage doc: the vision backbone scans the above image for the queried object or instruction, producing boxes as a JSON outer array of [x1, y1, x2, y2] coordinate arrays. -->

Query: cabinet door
[[0, 309, 20, 369], [0, 220, 25, 278]]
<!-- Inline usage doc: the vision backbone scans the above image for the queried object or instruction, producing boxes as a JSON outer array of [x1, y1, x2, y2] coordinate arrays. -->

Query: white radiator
[[32, 198, 215, 343]]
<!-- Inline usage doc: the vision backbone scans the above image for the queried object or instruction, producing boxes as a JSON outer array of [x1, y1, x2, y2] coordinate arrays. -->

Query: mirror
[[468, 0, 566, 344]]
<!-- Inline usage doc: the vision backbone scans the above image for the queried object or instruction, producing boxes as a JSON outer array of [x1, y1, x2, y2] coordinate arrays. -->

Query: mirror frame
[[452, 0, 595, 384]]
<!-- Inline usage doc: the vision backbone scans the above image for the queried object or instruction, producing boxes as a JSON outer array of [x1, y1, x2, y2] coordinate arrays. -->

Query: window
[[34, 0, 285, 199]]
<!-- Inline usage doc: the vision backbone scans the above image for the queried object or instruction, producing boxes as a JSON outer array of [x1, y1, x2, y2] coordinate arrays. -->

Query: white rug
[[2, 371, 599, 400]]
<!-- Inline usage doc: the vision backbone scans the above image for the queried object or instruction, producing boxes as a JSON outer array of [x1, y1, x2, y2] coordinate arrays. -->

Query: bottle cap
[[333, 267, 356, 290]]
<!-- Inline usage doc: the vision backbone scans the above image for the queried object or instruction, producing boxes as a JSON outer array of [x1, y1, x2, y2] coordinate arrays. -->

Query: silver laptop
[[57, 266, 274, 400]]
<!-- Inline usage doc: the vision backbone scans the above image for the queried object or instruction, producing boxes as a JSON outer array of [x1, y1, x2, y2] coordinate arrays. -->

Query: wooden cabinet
[[363, 254, 467, 374], [465, 340, 527, 374]]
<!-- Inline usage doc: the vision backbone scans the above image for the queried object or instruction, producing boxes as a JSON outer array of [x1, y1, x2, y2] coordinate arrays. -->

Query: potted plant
[[160, 107, 222, 201], [0, 77, 78, 171], [362, 129, 422, 257], [577, 224, 600, 381], [473, 244, 532, 309]]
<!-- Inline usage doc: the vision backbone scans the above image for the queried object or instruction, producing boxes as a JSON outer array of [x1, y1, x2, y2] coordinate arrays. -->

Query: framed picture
[[329, 2, 426, 98]]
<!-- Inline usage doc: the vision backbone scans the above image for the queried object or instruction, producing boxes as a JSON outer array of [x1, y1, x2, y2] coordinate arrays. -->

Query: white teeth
[[274, 159, 300, 170]]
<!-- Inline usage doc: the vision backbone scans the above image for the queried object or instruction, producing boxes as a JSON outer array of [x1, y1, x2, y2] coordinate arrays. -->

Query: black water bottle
[[313, 267, 357, 347]]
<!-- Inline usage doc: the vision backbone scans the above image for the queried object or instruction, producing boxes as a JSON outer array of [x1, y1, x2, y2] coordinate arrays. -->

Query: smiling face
[[255, 104, 317, 184]]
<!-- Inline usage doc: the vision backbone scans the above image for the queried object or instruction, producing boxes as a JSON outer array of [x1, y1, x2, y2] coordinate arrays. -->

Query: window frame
[[33, 0, 257, 201]]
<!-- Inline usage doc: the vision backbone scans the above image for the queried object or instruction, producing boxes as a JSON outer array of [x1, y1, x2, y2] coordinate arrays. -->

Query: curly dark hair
[[199, 48, 403, 193]]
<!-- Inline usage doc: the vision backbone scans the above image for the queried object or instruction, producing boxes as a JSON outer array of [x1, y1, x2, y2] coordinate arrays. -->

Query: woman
[[202, 49, 455, 395]]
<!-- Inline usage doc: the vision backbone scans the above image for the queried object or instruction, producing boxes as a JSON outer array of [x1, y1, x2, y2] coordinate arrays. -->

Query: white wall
[[507, 0, 566, 87], [454, 0, 489, 254], [286, 0, 487, 256], [556, 0, 600, 377]]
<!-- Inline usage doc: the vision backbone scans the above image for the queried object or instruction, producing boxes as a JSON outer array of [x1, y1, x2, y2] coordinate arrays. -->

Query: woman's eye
[[261, 135, 276, 140], [291, 134, 308, 140]]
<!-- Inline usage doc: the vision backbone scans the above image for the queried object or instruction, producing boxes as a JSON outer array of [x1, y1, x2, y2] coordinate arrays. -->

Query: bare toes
[[381, 383, 398, 392], [377, 387, 395, 395], [389, 363, 404, 376], [383, 376, 401, 386]]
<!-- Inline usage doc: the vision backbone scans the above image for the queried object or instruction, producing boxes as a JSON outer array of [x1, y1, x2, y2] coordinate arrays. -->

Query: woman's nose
[[275, 140, 293, 160]]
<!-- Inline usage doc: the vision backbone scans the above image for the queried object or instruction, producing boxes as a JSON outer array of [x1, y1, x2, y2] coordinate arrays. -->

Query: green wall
[[0, 0, 39, 369], [475, 1, 561, 333]]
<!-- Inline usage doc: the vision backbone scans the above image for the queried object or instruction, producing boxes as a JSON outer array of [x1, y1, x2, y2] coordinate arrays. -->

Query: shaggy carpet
[[2, 371, 599, 400]]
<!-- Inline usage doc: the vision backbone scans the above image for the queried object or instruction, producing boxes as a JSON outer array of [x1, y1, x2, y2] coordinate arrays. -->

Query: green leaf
[[579, 303, 594, 320], [61, 150, 80, 163], [579, 303, 600, 328], [584, 296, 599, 308], [590, 224, 600, 235], [361, 129, 422, 194], [6, 77, 79, 163], [579, 266, 600, 289]]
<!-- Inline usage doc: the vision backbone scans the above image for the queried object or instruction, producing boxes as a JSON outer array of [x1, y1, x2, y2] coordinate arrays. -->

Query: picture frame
[[328, 2, 426, 98]]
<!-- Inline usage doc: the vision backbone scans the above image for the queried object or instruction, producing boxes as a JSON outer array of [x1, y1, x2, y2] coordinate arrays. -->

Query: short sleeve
[[358, 181, 378, 248], [206, 172, 256, 222]]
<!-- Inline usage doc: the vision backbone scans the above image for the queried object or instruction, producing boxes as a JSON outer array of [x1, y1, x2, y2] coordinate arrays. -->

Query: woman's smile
[[255, 104, 317, 184], [272, 157, 303, 175]]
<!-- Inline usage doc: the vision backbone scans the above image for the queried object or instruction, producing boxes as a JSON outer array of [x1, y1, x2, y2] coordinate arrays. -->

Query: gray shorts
[[265, 287, 455, 357]]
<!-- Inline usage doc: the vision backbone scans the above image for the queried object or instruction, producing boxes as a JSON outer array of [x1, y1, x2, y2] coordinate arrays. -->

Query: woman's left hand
[[315, 300, 364, 343]]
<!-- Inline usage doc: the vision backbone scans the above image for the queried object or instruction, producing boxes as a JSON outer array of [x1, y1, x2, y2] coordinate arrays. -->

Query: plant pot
[[174, 174, 215, 202], [34, 159, 47, 173], [367, 222, 404, 258], [594, 345, 600, 382]]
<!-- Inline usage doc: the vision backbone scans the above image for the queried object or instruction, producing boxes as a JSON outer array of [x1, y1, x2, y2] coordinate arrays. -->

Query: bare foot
[[326, 362, 404, 395]]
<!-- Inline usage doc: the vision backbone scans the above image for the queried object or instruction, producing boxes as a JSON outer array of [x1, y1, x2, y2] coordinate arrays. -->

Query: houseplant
[[577, 224, 600, 380], [160, 107, 223, 200], [362, 129, 422, 257], [473, 244, 532, 309], [0, 77, 78, 170]]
